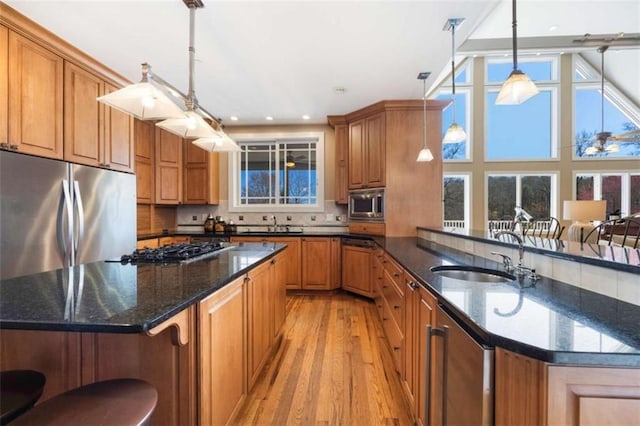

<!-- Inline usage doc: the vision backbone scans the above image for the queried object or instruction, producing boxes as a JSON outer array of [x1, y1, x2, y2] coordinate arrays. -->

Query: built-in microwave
[[348, 189, 384, 221]]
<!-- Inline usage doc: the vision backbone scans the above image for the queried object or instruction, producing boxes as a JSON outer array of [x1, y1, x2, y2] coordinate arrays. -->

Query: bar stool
[[10, 378, 157, 426], [0, 370, 46, 425]]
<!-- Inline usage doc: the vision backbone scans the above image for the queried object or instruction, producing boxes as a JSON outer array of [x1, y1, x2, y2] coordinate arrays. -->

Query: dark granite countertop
[[0, 242, 285, 333], [419, 226, 640, 274], [138, 227, 351, 240], [379, 237, 640, 367]]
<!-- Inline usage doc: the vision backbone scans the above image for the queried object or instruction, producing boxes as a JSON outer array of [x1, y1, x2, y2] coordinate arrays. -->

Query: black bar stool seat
[[10, 378, 157, 426], [0, 370, 46, 425]]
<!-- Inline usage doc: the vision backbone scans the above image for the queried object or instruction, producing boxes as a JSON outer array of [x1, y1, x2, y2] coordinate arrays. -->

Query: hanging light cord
[[423, 78, 427, 149], [599, 46, 608, 134], [450, 22, 457, 122], [187, 6, 197, 110], [511, 0, 518, 71]]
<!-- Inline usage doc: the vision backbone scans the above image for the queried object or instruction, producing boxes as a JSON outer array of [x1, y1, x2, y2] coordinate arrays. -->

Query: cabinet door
[[403, 274, 418, 414], [104, 83, 134, 172], [341, 245, 373, 297], [63, 61, 104, 166], [301, 238, 332, 289], [155, 128, 183, 204], [135, 120, 155, 204], [348, 119, 365, 189], [365, 112, 385, 188], [334, 124, 349, 203], [276, 237, 301, 290], [8, 31, 63, 159], [547, 365, 640, 426], [183, 140, 219, 205], [330, 237, 342, 289], [247, 262, 271, 388], [495, 348, 543, 426], [1, 26, 8, 148], [416, 286, 436, 426], [271, 254, 287, 342], [199, 276, 246, 426]]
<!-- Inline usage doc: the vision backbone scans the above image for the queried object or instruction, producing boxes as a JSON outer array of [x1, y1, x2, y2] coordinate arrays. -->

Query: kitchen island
[[0, 242, 287, 425]]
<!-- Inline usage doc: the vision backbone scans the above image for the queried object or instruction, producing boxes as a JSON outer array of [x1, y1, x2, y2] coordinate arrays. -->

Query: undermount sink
[[240, 230, 303, 235], [430, 265, 515, 283]]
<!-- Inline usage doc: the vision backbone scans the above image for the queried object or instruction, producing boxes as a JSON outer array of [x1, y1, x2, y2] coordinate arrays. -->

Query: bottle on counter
[[204, 214, 215, 233], [215, 218, 226, 233]]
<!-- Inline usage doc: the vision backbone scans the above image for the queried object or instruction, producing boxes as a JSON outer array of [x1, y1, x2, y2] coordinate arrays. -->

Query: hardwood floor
[[234, 292, 414, 425]]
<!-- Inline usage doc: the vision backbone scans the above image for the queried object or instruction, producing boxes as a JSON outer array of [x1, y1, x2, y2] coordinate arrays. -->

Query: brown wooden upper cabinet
[[155, 128, 183, 205], [348, 112, 385, 189], [63, 62, 134, 172], [183, 139, 220, 205], [334, 124, 349, 204], [134, 120, 155, 204], [4, 29, 64, 159]]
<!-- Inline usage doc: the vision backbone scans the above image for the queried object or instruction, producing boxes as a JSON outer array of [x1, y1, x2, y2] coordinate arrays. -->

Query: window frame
[[572, 170, 640, 216], [484, 172, 559, 226], [227, 131, 325, 213], [572, 54, 640, 161], [443, 172, 472, 230]]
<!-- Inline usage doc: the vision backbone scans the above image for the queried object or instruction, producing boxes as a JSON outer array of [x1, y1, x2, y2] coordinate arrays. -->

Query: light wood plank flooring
[[234, 292, 414, 425]]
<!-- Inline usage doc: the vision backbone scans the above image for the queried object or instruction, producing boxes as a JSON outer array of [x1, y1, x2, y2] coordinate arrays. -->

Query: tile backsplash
[[417, 229, 640, 307], [177, 200, 348, 228]]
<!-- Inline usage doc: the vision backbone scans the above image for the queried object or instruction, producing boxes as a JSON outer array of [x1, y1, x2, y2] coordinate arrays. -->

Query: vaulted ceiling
[[5, 0, 639, 126]]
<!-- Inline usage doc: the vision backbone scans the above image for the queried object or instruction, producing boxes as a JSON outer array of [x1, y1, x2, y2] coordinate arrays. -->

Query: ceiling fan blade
[[610, 129, 640, 142]]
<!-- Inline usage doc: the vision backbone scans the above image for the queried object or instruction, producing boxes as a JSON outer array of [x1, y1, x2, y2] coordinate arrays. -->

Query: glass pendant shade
[[192, 131, 241, 152], [156, 111, 219, 139], [584, 146, 599, 155], [606, 144, 619, 153], [495, 70, 539, 105], [416, 147, 434, 162], [443, 122, 467, 144], [97, 82, 185, 120]]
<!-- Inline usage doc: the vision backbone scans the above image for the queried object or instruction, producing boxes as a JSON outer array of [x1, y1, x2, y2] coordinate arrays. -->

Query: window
[[433, 60, 472, 161], [573, 55, 640, 159], [575, 172, 639, 216], [443, 173, 471, 229], [487, 173, 557, 225], [228, 132, 325, 212], [485, 56, 559, 161]]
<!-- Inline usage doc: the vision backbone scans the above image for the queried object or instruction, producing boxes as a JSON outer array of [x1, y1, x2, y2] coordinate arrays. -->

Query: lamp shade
[[97, 82, 185, 120], [416, 148, 434, 162], [442, 123, 467, 144], [192, 131, 241, 152], [156, 111, 219, 139], [495, 69, 540, 105], [563, 200, 607, 222]]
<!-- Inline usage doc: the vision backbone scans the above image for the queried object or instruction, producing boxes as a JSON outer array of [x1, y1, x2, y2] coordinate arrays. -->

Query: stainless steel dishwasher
[[426, 305, 494, 426]]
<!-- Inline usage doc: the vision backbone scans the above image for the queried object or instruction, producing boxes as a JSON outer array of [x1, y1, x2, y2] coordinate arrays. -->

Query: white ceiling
[[5, 0, 640, 126]]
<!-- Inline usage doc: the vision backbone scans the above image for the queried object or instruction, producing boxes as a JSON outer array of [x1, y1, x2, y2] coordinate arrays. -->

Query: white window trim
[[484, 86, 559, 162], [484, 172, 559, 226], [572, 170, 639, 216], [443, 172, 472, 230], [227, 131, 325, 213]]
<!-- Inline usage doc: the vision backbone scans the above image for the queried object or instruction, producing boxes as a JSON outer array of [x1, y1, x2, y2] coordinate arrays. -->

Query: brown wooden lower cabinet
[[341, 243, 374, 297], [199, 275, 246, 426]]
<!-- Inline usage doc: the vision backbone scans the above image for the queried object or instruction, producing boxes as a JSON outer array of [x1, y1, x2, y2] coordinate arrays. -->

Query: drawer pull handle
[[393, 273, 400, 278], [393, 305, 400, 310], [393, 346, 400, 351]]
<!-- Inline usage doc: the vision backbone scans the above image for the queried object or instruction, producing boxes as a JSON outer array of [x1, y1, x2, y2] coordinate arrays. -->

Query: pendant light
[[416, 72, 434, 162], [495, 0, 539, 105], [442, 18, 467, 144], [585, 46, 618, 155], [97, 0, 240, 152]]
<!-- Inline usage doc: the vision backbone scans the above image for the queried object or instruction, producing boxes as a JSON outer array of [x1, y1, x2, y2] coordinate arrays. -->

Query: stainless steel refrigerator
[[1, 150, 136, 279]]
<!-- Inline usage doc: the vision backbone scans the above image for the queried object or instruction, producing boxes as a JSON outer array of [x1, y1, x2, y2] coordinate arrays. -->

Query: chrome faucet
[[494, 230, 524, 268], [493, 230, 539, 281]]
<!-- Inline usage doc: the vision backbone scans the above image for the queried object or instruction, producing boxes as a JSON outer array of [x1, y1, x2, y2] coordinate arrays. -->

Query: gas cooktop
[[120, 241, 234, 264]]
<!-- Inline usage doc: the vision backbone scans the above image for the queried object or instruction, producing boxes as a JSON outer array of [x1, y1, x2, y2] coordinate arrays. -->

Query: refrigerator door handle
[[57, 180, 74, 267], [73, 180, 85, 264]]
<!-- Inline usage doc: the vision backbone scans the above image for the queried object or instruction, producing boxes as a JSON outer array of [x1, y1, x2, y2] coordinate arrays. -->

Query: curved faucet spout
[[494, 230, 524, 267]]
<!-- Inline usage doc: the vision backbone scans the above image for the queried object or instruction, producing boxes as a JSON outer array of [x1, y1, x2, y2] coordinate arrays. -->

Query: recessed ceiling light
[[333, 87, 347, 95], [302, 114, 310, 120], [265, 116, 274, 121], [548, 25, 558, 32], [230, 116, 238, 121], [536, 52, 541, 56]]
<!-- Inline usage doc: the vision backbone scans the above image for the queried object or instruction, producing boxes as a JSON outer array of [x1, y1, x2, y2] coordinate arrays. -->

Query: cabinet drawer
[[137, 238, 159, 249], [348, 222, 385, 236], [381, 300, 403, 373], [382, 271, 404, 331], [384, 255, 404, 290]]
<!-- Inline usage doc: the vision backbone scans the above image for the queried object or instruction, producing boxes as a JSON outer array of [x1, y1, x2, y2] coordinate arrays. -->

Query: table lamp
[[563, 200, 607, 242]]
